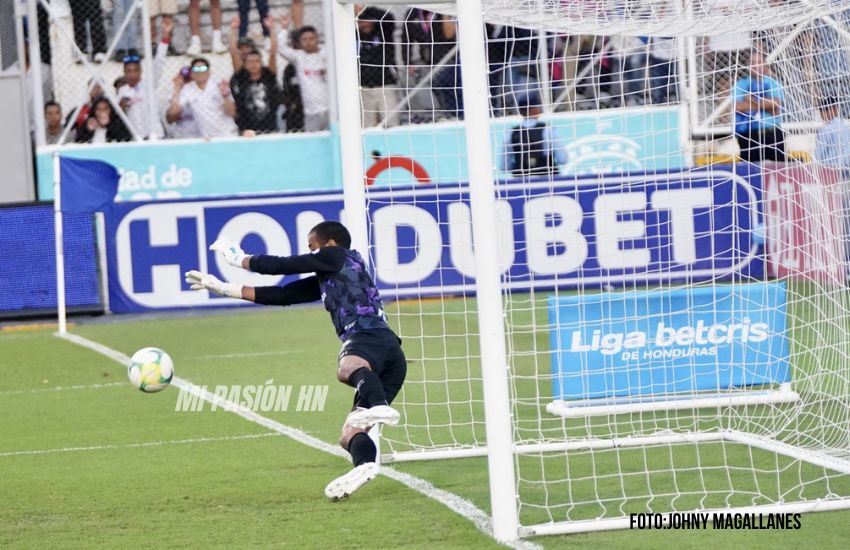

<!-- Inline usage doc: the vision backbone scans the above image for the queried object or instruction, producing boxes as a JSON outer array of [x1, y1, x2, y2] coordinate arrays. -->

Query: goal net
[[339, 0, 850, 539]]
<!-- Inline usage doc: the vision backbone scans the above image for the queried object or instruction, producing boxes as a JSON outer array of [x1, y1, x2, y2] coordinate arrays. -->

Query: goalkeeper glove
[[210, 237, 248, 268], [184, 270, 243, 299]]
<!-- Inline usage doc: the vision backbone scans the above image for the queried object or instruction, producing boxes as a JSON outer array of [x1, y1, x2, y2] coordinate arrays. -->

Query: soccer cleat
[[345, 405, 400, 429], [324, 462, 380, 500]]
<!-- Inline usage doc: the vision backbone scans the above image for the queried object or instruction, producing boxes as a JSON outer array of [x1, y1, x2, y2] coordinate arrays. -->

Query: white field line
[[197, 350, 298, 359], [0, 382, 126, 395], [0, 433, 277, 458], [56, 331, 541, 550]]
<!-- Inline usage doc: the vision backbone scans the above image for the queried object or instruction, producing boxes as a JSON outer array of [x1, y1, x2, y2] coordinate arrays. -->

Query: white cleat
[[345, 405, 400, 429], [325, 462, 380, 500]]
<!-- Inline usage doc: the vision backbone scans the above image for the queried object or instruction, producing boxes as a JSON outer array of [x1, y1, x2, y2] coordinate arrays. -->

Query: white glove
[[210, 237, 248, 268], [185, 270, 243, 299]]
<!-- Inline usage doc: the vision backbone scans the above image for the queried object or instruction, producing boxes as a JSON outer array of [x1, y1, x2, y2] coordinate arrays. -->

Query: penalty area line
[[0, 381, 126, 395], [0, 433, 278, 458], [56, 331, 541, 550]]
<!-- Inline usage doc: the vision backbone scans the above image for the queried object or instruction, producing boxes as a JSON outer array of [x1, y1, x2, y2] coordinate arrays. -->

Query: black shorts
[[338, 328, 407, 409]]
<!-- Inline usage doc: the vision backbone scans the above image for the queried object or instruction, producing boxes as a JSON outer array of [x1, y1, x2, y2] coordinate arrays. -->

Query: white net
[[357, 0, 850, 536]]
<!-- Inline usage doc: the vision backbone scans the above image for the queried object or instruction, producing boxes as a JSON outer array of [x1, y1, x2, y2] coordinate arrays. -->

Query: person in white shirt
[[815, 97, 850, 173], [117, 19, 173, 139], [166, 66, 203, 139], [166, 58, 238, 138], [277, 14, 330, 132]]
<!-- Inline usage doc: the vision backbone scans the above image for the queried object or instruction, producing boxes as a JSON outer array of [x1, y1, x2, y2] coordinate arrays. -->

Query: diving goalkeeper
[[185, 221, 406, 500]]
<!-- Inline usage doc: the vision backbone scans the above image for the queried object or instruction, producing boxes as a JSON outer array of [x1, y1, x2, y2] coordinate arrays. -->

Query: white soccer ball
[[128, 347, 174, 393]]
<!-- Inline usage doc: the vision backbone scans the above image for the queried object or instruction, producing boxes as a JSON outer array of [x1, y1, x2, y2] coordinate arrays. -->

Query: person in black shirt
[[230, 49, 283, 135], [357, 6, 398, 127], [228, 16, 282, 135], [186, 221, 406, 500], [500, 94, 566, 177], [402, 9, 462, 120]]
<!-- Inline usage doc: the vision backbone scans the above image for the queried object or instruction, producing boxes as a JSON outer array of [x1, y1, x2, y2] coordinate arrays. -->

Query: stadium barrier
[[103, 164, 762, 313], [35, 106, 683, 202]]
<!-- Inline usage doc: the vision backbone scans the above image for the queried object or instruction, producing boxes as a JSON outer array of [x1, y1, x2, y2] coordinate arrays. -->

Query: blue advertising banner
[[0, 205, 101, 315], [547, 282, 790, 401], [39, 107, 683, 201], [103, 165, 763, 313]]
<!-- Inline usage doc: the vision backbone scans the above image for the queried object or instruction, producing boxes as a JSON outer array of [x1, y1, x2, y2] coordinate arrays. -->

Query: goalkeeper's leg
[[337, 354, 400, 429], [325, 344, 407, 500], [324, 424, 381, 501]]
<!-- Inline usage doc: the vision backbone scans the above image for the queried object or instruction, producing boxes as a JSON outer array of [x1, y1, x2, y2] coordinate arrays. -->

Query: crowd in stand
[[32, 1, 787, 146]]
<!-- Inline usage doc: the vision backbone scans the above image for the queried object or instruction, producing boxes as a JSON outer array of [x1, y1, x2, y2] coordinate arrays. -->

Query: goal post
[[333, 0, 850, 541], [333, 0, 520, 540]]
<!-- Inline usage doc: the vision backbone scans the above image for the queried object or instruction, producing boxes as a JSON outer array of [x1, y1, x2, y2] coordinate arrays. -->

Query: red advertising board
[[763, 162, 846, 284]]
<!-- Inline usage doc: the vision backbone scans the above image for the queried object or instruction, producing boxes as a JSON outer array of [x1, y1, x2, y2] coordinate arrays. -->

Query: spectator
[[148, 1, 177, 52], [117, 19, 173, 139], [398, 9, 439, 123], [112, 0, 140, 62], [733, 50, 786, 163], [230, 18, 282, 135], [291, 0, 305, 28], [486, 24, 513, 113], [237, 0, 270, 48], [188, 0, 226, 55], [606, 34, 647, 107], [402, 9, 461, 119], [492, 25, 540, 111], [278, 15, 330, 132], [356, 6, 398, 127], [815, 97, 850, 172], [44, 101, 68, 145], [647, 36, 677, 104], [166, 58, 238, 138], [165, 67, 202, 139], [114, 76, 128, 92], [500, 94, 566, 177], [228, 16, 258, 72], [68, 78, 105, 135], [69, 0, 107, 62], [24, 46, 53, 129], [281, 29, 305, 132], [75, 98, 132, 144]]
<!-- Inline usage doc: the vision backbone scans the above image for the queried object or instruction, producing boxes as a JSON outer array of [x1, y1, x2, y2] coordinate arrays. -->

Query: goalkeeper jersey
[[249, 247, 390, 341]]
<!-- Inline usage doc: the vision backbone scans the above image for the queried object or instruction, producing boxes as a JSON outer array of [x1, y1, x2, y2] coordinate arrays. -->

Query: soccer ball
[[128, 347, 174, 393]]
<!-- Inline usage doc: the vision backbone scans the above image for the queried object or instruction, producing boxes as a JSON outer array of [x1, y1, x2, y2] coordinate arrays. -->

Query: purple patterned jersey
[[317, 249, 389, 340]]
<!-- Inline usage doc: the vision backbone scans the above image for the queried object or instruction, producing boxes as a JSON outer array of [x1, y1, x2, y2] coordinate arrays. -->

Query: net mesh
[[361, 1, 850, 533]]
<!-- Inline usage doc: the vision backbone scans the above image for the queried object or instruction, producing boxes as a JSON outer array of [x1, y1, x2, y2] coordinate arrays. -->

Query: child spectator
[[75, 98, 132, 143]]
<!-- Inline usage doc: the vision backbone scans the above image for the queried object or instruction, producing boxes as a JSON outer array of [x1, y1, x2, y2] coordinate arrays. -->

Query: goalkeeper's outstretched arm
[[185, 271, 322, 306], [210, 237, 345, 275]]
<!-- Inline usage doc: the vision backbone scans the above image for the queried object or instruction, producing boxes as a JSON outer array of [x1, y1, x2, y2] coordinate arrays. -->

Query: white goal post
[[332, 0, 850, 542]]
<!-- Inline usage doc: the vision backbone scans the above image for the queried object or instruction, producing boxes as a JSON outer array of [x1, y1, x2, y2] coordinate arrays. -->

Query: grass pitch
[[2, 298, 850, 548]]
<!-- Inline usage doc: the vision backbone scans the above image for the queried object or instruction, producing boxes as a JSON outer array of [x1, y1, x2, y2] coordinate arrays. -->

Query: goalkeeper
[[185, 221, 406, 500]]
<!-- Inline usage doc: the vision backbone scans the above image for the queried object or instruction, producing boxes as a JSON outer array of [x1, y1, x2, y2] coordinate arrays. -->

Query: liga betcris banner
[[547, 282, 790, 402], [102, 165, 764, 313]]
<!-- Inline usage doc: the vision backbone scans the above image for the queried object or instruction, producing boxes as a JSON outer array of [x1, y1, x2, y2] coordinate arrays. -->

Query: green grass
[[3, 287, 850, 548]]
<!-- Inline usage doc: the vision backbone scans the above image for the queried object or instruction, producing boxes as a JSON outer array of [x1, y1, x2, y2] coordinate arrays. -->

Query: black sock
[[348, 367, 389, 408], [347, 432, 377, 466]]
